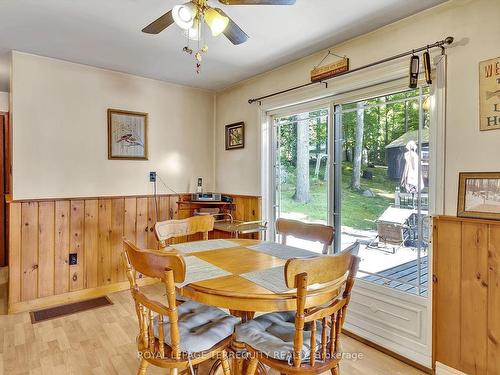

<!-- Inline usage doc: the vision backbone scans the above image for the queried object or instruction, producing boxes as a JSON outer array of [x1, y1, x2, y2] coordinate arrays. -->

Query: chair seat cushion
[[154, 300, 239, 354], [235, 311, 330, 362]]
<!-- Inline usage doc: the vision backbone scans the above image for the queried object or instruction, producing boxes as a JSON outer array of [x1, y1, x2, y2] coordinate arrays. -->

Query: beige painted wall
[[0, 92, 8, 112], [215, 0, 500, 215], [11, 52, 215, 200]]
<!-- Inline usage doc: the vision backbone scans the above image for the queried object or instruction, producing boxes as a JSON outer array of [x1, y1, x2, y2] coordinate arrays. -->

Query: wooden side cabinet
[[433, 216, 500, 374]]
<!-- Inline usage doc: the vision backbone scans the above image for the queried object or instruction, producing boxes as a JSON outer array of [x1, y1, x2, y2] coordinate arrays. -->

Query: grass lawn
[[280, 162, 397, 230]]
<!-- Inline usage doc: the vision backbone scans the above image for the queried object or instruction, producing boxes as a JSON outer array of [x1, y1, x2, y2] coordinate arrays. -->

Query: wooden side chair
[[235, 242, 360, 375], [122, 239, 239, 375], [155, 215, 215, 248], [276, 218, 335, 254]]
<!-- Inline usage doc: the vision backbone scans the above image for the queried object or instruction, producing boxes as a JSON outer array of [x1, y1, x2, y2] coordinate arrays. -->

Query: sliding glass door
[[268, 83, 435, 366], [333, 86, 433, 367], [334, 87, 430, 296], [272, 107, 331, 252]]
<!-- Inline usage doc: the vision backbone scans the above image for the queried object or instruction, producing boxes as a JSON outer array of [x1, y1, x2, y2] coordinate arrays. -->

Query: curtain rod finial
[[445, 36, 454, 45]]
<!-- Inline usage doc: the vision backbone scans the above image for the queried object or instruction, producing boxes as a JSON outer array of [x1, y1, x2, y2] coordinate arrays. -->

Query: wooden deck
[[362, 256, 428, 296]]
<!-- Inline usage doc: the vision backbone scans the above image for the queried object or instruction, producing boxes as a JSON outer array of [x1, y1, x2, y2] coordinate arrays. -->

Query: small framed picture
[[225, 122, 245, 150], [458, 172, 500, 220], [108, 108, 148, 160]]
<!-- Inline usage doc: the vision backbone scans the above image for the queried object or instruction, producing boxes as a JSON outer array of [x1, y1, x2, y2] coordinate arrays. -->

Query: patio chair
[[367, 206, 415, 254]]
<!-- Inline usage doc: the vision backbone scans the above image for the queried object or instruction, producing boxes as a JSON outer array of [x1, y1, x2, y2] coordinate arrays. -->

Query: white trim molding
[[435, 362, 467, 375]]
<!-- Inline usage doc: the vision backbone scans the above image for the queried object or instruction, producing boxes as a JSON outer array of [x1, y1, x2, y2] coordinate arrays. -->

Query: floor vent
[[30, 296, 112, 323]]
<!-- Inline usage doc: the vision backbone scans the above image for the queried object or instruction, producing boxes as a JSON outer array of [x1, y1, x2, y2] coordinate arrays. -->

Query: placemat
[[240, 266, 292, 293], [172, 239, 237, 254], [248, 242, 319, 260], [177, 256, 231, 287]]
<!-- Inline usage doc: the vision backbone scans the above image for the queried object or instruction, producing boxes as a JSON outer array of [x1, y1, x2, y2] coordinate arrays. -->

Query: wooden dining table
[[167, 238, 333, 375]]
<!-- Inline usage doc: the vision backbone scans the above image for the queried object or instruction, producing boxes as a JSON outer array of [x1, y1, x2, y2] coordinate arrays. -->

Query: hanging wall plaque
[[479, 56, 500, 131], [311, 57, 349, 83]]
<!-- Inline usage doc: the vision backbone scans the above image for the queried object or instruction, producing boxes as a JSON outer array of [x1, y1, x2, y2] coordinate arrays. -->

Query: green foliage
[[276, 109, 328, 170], [280, 162, 396, 231], [341, 88, 430, 165], [275, 88, 430, 169], [275, 87, 431, 230]]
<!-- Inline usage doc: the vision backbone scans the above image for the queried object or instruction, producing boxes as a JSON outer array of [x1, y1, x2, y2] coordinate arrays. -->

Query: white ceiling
[[0, 0, 447, 92]]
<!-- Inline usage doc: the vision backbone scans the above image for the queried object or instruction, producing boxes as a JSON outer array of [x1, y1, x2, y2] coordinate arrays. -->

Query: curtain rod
[[248, 36, 454, 104]]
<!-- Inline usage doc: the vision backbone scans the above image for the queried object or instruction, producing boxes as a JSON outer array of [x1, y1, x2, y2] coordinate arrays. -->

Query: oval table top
[[169, 238, 333, 314]]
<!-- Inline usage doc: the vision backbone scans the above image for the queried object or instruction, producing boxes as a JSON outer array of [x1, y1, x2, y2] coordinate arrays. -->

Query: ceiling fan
[[142, 0, 296, 73]]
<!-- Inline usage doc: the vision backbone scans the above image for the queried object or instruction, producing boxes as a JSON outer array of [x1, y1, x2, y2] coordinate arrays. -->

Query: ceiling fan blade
[[215, 8, 249, 45], [218, 0, 295, 4], [142, 10, 174, 34]]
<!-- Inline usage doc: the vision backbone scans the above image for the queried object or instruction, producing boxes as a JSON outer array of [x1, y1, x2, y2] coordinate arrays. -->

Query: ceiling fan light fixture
[[204, 8, 229, 36], [172, 3, 197, 30]]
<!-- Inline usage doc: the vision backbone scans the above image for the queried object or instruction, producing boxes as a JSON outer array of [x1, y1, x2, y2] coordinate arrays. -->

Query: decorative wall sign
[[311, 57, 349, 83], [458, 172, 500, 220], [108, 109, 148, 160], [479, 56, 500, 131], [225, 122, 244, 150]]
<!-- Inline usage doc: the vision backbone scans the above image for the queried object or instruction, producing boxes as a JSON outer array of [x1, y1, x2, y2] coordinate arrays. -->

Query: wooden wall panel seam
[[38, 201, 55, 298], [21, 202, 39, 301], [487, 225, 500, 374]]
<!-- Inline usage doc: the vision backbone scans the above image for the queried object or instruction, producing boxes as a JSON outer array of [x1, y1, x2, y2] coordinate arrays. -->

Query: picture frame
[[108, 108, 148, 160], [225, 122, 245, 150], [457, 172, 500, 220]]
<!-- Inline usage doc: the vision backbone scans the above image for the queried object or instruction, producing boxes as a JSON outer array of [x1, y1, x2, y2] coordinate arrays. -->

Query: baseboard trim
[[435, 362, 466, 375], [343, 329, 434, 374], [8, 277, 159, 314]]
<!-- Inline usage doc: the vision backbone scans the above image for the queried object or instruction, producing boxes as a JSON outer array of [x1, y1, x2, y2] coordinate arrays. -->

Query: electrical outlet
[[149, 171, 157, 183], [69, 253, 78, 266]]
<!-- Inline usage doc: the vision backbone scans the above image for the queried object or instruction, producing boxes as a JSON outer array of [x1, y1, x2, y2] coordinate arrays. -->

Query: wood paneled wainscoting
[[8, 194, 261, 314], [433, 216, 500, 374]]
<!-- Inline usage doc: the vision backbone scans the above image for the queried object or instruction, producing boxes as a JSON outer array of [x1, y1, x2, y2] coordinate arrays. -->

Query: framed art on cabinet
[[458, 172, 500, 220]]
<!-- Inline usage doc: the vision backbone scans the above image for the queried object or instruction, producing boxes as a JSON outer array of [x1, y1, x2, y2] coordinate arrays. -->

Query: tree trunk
[[294, 113, 310, 203], [315, 117, 321, 155], [351, 102, 365, 190]]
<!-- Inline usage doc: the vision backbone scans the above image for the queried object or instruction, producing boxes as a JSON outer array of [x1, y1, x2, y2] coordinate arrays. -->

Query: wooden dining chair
[[235, 242, 360, 375], [155, 215, 215, 248], [122, 239, 239, 375], [276, 218, 335, 254]]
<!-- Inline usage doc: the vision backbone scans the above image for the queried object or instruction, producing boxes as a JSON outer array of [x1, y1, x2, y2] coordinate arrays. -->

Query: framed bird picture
[[107, 109, 148, 160]]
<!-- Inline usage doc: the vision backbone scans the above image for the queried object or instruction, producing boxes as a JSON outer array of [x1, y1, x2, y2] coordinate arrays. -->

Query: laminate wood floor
[[0, 282, 425, 375]]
